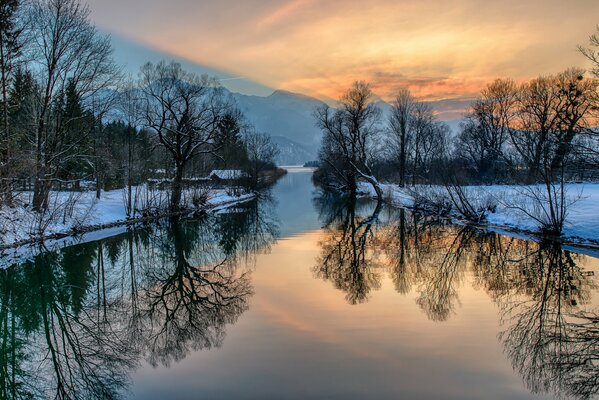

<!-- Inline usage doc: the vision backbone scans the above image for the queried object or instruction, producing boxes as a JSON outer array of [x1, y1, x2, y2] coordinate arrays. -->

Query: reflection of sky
[[129, 171, 599, 399], [130, 228, 557, 399], [89, 0, 599, 101], [269, 170, 322, 237]]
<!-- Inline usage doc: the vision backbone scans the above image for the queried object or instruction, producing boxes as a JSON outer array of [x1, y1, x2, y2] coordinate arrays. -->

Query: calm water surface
[[0, 169, 598, 399]]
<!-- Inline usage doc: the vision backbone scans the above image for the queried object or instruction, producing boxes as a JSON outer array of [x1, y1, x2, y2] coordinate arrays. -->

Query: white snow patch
[[0, 186, 256, 248], [358, 182, 599, 245]]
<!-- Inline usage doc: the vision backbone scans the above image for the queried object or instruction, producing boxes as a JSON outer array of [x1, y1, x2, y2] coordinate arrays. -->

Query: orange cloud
[[87, 0, 599, 101], [256, 0, 315, 29]]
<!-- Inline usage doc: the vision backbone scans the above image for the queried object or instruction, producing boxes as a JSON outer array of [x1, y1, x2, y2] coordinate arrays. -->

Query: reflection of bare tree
[[117, 199, 276, 368], [470, 234, 522, 302], [217, 194, 280, 262], [142, 221, 253, 367], [383, 208, 414, 295], [0, 195, 277, 399], [496, 245, 599, 400], [314, 194, 383, 305], [414, 228, 471, 322], [28, 254, 137, 400], [377, 209, 469, 322]]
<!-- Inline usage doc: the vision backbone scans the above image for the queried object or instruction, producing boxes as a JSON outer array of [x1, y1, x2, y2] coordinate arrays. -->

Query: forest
[[315, 31, 599, 238], [0, 0, 280, 246]]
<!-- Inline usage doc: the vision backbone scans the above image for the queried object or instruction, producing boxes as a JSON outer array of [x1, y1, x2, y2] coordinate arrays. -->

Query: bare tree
[[548, 69, 597, 176], [457, 79, 517, 182], [408, 101, 448, 184], [243, 130, 278, 189], [389, 88, 415, 187], [27, 0, 119, 211], [511, 76, 559, 183], [579, 24, 599, 79], [138, 61, 232, 212], [315, 81, 383, 199]]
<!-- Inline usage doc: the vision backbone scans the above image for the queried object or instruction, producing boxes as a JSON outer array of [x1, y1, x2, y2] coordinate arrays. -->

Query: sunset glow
[[87, 0, 599, 101]]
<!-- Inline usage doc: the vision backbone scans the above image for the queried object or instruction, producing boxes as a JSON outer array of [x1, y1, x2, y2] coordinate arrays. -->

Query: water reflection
[[314, 193, 382, 305], [0, 199, 278, 399], [0, 182, 597, 399], [497, 245, 599, 400], [313, 192, 599, 399]]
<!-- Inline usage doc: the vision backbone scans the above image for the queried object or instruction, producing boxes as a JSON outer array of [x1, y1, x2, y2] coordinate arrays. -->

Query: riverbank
[[358, 182, 599, 250], [0, 187, 256, 250]]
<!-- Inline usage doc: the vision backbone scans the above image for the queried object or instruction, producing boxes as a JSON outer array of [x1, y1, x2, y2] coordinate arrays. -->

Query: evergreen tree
[[7, 68, 35, 182], [0, 0, 23, 204], [55, 80, 95, 185], [216, 111, 248, 169]]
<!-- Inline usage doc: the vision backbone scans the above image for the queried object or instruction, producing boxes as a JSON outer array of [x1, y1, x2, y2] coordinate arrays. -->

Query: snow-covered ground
[[0, 186, 255, 247], [358, 182, 599, 246]]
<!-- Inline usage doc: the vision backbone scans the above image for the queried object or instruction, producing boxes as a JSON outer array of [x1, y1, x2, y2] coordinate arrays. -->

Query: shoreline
[[0, 193, 256, 254], [357, 185, 599, 257]]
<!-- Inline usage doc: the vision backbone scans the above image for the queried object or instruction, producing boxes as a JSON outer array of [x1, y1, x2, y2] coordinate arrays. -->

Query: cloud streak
[[87, 0, 599, 101]]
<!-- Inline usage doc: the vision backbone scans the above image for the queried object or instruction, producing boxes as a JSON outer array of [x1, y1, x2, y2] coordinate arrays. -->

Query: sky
[[87, 0, 599, 102]]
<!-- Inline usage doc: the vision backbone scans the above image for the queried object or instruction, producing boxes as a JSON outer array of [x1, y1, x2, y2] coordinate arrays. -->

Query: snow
[[0, 186, 256, 248], [358, 182, 599, 246], [209, 169, 247, 180]]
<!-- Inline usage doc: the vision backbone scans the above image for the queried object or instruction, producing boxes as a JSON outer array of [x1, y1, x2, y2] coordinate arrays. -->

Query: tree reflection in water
[[0, 199, 278, 399], [495, 245, 599, 399], [0, 192, 597, 399], [314, 193, 599, 399], [313, 193, 383, 305]]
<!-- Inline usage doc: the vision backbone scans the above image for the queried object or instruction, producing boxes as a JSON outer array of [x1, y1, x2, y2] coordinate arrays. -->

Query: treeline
[[317, 69, 598, 190], [0, 0, 278, 214], [315, 27, 599, 234]]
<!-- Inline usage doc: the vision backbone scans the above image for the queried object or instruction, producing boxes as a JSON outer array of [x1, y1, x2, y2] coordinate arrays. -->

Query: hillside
[[231, 90, 325, 164]]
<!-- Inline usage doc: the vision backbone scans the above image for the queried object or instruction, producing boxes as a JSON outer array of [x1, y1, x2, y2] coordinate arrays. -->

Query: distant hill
[[231, 90, 325, 165], [231, 91, 470, 164], [270, 136, 317, 166], [107, 85, 470, 165]]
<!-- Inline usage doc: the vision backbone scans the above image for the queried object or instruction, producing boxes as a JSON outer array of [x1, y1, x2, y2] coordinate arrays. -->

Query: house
[[208, 170, 247, 182]]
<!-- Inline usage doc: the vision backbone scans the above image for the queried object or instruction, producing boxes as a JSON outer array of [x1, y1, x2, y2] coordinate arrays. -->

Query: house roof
[[209, 170, 247, 180]]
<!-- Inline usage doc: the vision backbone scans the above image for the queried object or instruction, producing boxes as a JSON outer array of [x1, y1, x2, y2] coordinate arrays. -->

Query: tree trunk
[[95, 171, 102, 199], [33, 163, 51, 212], [0, 33, 13, 207], [549, 128, 576, 179], [353, 163, 383, 202], [399, 126, 407, 187], [170, 164, 184, 213], [526, 130, 549, 184], [32, 179, 51, 212]]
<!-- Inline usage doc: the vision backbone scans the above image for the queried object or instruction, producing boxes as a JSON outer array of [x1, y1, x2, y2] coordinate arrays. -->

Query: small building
[[208, 169, 247, 182]]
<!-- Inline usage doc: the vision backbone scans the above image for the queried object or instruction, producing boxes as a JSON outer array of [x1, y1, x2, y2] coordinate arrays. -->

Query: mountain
[[270, 136, 317, 166], [231, 91, 470, 164], [107, 84, 470, 165], [231, 90, 325, 165]]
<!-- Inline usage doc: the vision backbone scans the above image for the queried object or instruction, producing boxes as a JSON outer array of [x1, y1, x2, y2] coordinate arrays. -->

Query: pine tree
[[0, 0, 22, 204], [6, 68, 34, 185], [56, 80, 94, 186]]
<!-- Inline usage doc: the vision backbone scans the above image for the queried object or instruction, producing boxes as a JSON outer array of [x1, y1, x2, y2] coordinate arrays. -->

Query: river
[[0, 168, 597, 399]]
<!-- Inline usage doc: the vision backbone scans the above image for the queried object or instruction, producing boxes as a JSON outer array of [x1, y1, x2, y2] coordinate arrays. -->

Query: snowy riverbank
[[0, 187, 256, 248], [358, 182, 599, 247]]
